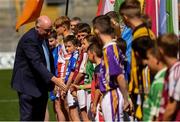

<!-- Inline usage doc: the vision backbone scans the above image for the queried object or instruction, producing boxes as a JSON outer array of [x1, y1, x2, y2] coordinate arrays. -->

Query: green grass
[[0, 70, 56, 121]]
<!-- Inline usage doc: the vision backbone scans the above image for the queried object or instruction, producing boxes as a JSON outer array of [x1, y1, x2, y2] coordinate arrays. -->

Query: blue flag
[[159, 0, 167, 35]]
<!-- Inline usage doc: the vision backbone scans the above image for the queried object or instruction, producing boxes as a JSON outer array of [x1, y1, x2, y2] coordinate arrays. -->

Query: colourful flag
[[172, 0, 179, 35], [159, 0, 167, 35], [145, 0, 158, 36], [114, 0, 124, 13], [96, 0, 104, 16], [96, 0, 115, 16], [166, 0, 174, 33], [16, 0, 44, 31]]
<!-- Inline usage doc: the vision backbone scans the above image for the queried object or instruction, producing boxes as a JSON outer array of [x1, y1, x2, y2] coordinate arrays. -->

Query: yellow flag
[[16, 0, 44, 31]]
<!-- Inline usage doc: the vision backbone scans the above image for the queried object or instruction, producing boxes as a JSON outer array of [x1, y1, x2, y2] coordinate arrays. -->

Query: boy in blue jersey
[[62, 35, 80, 121]]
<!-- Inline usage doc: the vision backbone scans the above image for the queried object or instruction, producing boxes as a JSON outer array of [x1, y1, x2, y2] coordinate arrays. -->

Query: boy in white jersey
[[157, 33, 180, 121]]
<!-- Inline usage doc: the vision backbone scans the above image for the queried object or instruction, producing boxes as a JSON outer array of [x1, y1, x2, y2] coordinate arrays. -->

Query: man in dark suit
[[11, 16, 66, 121]]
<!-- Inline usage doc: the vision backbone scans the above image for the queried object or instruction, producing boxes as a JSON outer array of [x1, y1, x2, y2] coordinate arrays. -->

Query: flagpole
[[65, 0, 69, 16]]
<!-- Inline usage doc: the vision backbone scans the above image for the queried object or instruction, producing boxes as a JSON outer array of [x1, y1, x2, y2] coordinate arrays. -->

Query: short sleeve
[[169, 65, 180, 101], [79, 53, 88, 73], [106, 45, 124, 76], [70, 51, 79, 71]]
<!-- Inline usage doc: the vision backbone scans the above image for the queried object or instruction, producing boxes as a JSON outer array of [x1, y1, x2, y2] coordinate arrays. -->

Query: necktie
[[42, 40, 51, 71]]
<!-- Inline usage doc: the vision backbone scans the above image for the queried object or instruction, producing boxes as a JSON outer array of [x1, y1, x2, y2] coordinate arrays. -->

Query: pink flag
[[145, 0, 158, 36]]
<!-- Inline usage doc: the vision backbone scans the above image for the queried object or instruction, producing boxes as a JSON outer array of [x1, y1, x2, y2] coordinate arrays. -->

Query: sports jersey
[[72, 50, 87, 85], [64, 50, 79, 84], [143, 68, 166, 121], [129, 23, 156, 120], [99, 41, 125, 93], [57, 44, 71, 79], [158, 61, 180, 121]]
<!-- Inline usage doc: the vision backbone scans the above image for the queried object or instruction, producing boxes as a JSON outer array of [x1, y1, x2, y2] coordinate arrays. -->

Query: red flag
[[96, 0, 115, 16], [16, 0, 44, 31], [145, 0, 158, 35], [96, 0, 104, 16]]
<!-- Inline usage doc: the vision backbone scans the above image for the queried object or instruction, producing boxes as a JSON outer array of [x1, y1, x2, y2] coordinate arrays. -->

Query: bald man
[[11, 15, 66, 121]]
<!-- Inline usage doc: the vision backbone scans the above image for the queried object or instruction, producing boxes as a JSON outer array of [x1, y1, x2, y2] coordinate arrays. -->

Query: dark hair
[[116, 38, 127, 56], [105, 11, 119, 23], [132, 36, 155, 59], [92, 15, 115, 35], [87, 42, 103, 58], [106, 11, 121, 37], [84, 35, 97, 45], [64, 35, 78, 46], [71, 17, 81, 22], [147, 46, 162, 61], [74, 23, 91, 34], [157, 33, 179, 58], [48, 30, 57, 39], [119, 0, 141, 18]]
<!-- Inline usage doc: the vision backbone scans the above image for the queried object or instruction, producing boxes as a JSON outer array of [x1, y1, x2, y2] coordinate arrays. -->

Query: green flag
[[114, 0, 124, 13], [166, 0, 174, 33]]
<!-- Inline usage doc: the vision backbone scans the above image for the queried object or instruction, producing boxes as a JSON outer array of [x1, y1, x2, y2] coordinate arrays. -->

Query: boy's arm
[[117, 74, 133, 112], [163, 99, 178, 120], [73, 72, 85, 84], [91, 89, 102, 116], [72, 83, 91, 90], [66, 72, 75, 90], [93, 89, 101, 107]]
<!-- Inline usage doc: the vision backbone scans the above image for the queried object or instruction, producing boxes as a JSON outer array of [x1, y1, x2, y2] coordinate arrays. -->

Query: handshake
[[51, 76, 67, 92]]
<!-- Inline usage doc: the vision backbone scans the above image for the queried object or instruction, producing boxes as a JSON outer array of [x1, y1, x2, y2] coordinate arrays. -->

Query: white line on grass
[[0, 99, 18, 103]]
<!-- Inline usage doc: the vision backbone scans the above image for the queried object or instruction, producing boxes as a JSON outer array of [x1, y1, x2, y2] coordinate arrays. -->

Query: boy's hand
[[70, 84, 77, 92], [60, 90, 67, 100], [91, 103, 97, 117], [123, 97, 134, 115], [71, 84, 80, 90]]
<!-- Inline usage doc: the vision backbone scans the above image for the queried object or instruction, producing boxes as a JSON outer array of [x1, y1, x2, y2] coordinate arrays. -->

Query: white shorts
[[67, 90, 76, 107], [86, 92, 91, 112], [67, 89, 86, 109], [77, 89, 86, 109], [101, 88, 124, 121], [86, 91, 92, 118], [94, 103, 103, 122]]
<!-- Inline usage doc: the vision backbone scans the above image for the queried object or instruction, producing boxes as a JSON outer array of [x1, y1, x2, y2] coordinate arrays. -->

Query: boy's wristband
[[128, 95, 131, 100], [79, 85, 84, 90]]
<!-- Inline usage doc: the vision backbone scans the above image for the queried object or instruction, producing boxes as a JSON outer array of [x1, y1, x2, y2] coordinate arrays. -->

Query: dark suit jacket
[[11, 28, 55, 97]]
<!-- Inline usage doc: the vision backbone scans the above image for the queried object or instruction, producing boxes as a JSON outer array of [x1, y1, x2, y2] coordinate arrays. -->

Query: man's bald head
[[35, 15, 52, 38], [36, 15, 52, 29]]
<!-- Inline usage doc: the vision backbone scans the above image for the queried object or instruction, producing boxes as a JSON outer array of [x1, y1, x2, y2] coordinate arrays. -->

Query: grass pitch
[[0, 70, 56, 121]]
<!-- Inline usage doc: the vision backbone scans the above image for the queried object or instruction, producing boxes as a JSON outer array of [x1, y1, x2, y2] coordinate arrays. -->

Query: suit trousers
[[18, 92, 48, 121]]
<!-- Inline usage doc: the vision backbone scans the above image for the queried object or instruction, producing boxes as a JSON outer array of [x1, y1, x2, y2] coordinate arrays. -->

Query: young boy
[[53, 16, 72, 121], [63, 35, 80, 121], [131, 36, 167, 121], [119, 0, 156, 119], [70, 17, 81, 34], [157, 33, 180, 121], [92, 15, 131, 121], [48, 30, 66, 121], [68, 23, 91, 121], [87, 42, 104, 121], [72, 35, 96, 120]]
